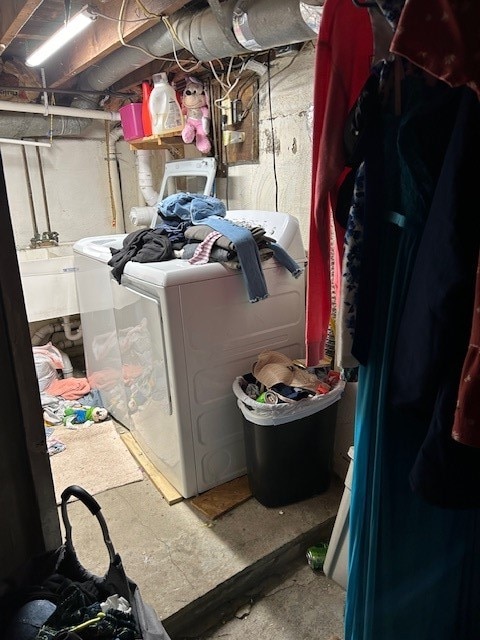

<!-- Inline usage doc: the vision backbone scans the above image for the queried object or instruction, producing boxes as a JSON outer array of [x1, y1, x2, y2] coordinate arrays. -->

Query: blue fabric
[[159, 193, 302, 302], [346, 75, 480, 640], [159, 193, 267, 302], [159, 192, 226, 221], [6, 600, 56, 640], [266, 242, 303, 278], [196, 216, 269, 302]]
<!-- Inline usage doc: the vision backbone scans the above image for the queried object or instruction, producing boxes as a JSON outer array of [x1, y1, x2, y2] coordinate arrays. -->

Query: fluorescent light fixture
[[25, 5, 96, 67]]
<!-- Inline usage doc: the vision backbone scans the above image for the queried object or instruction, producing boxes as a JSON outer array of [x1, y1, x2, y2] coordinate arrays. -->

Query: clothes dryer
[[74, 209, 306, 498]]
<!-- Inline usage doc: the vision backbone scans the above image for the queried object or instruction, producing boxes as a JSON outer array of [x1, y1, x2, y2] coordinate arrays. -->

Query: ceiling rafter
[[0, 0, 44, 51], [46, 0, 193, 88]]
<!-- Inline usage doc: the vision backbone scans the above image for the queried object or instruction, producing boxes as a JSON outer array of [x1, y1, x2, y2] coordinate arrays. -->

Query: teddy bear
[[181, 77, 211, 154]]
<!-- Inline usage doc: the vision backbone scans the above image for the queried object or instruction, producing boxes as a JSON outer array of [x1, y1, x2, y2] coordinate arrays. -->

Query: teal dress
[[345, 74, 480, 639]]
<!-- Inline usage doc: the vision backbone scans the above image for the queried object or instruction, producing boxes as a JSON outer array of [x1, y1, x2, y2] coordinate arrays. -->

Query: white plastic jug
[[148, 73, 183, 135]]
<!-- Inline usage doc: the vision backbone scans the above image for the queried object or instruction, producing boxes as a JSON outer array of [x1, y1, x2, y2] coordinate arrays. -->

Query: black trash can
[[235, 381, 342, 508]]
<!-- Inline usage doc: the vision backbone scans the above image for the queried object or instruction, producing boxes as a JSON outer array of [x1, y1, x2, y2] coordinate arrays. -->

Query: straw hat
[[252, 350, 319, 392]]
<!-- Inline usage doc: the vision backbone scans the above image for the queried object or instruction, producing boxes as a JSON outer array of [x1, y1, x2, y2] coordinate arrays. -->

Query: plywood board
[[120, 431, 183, 505], [189, 476, 252, 520]]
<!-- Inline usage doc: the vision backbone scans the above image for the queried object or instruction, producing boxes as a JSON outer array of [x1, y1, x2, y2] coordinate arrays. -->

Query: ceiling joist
[[0, 0, 44, 51], [47, 0, 193, 88]]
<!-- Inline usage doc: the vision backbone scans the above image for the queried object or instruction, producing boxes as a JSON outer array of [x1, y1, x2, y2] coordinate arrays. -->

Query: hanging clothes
[[390, 87, 480, 508], [391, 0, 480, 99], [345, 67, 480, 640], [305, 0, 373, 366], [452, 254, 480, 448]]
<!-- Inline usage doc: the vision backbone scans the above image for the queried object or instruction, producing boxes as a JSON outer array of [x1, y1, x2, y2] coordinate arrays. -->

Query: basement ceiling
[[0, 0, 206, 102]]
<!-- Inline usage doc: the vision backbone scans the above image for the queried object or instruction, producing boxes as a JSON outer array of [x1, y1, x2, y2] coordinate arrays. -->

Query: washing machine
[[74, 209, 306, 498]]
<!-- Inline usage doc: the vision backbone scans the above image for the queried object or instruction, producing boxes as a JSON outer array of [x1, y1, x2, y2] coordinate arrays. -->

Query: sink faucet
[[30, 231, 59, 248]]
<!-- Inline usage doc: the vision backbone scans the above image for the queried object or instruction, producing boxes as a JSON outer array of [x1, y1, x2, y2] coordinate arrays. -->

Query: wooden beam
[[120, 432, 183, 505], [0, 0, 44, 50], [48, 0, 193, 88]]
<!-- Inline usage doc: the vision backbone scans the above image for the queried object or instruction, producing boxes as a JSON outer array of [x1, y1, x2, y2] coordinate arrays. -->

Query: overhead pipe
[[0, 96, 117, 139], [0, 0, 318, 139], [0, 99, 120, 121], [171, 0, 249, 61], [64, 0, 318, 92], [231, 0, 321, 52]]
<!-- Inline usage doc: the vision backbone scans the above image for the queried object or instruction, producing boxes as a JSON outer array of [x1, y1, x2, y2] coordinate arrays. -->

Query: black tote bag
[[0, 485, 171, 640]]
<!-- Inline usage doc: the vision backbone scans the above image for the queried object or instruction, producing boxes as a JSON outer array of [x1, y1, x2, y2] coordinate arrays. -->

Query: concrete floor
[[63, 470, 346, 639], [201, 560, 345, 640]]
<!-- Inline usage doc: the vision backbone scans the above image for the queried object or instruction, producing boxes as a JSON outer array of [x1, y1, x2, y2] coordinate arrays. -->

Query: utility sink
[[16, 243, 79, 322]]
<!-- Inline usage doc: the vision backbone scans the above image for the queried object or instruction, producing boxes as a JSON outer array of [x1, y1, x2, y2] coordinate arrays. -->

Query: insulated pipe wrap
[[173, 0, 248, 61], [79, 25, 175, 92], [232, 0, 320, 51]]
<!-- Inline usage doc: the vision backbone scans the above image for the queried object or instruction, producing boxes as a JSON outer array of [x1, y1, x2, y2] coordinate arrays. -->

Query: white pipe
[[0, 100, 120, 121], [62, 316, 83, 342], [31, 322, 63, 346], [0, 138, 51, 148], [58, 348, 74, 378], [135, 150, 158, 206], [105, 126, 125, 233], [54, 338, 82, 351]]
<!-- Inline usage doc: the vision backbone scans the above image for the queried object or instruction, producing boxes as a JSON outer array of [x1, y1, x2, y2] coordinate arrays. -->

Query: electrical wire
[[240, 44, 307, 121], [161, 16, 203, 74], [235, 71, 258, 101], [266, 51, 278, 212], [212, 57, 250, 110], [134, 0, 162, 18], [208, 61, 230, 92], [91, 9, 151, 22], [224, 141, 229, 209], [114, 0, 196, 64]]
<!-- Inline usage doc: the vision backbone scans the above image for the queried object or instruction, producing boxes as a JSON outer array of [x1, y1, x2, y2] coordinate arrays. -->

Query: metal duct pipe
[[172, 0, 248, 61], [77, 4, 247, 89], [232, 0, 321, 52], [78, 0, 317, 88], [78, 27, 174, 92]]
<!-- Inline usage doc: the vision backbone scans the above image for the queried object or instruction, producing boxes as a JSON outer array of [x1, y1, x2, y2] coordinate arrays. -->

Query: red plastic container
[[142, 81, 152, 136]]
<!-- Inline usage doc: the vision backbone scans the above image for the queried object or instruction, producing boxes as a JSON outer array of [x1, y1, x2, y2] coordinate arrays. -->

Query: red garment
[[391, 0, 480, 99], [452, 255, 480, 447], [305, 0, 373, 366], [46, 377, 91, 400]]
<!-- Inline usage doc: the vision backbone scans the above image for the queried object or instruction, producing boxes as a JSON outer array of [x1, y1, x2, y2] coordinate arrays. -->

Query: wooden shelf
[[128, 131, 184, 151]]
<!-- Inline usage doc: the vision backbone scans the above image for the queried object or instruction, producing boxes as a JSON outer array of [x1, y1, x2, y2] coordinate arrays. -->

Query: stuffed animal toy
[[181, 77, 211, 154], [64, 405, 108, 427]]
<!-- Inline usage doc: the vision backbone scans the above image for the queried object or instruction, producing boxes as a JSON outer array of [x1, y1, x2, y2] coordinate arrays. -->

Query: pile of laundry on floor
[[33, 342, 108, 456]]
